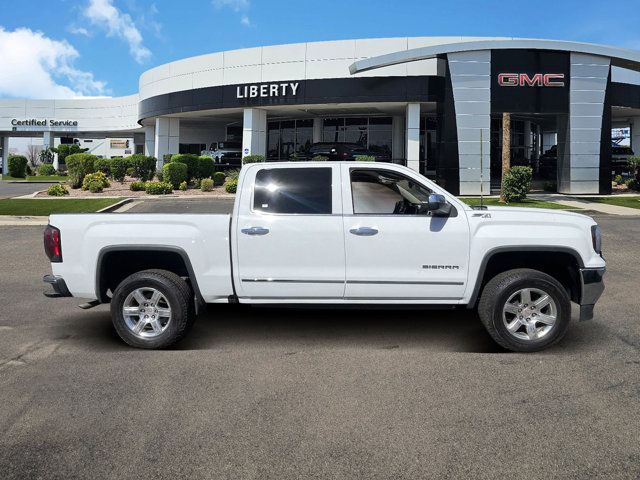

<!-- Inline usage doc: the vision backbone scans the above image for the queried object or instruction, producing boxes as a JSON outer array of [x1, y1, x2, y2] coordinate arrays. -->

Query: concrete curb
[[97, 198, 135, 213]]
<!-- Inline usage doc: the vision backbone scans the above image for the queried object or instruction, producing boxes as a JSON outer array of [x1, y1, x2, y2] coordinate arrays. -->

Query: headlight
[[591, 225, 602, 255]]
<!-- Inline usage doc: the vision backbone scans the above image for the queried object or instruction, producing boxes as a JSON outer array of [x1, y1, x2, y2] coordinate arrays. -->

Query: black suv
[[301, 143, 389, 161]]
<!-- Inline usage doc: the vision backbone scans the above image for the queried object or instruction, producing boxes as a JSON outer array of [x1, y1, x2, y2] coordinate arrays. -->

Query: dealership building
[[2, 36, 640, 194]]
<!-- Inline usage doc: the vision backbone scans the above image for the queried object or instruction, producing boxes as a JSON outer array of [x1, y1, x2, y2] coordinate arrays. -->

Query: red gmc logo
[[498, 73, 565, 87]]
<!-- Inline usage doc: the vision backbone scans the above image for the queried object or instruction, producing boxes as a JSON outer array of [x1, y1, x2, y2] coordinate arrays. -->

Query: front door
[[342, 165, 469, 301], [234, 164, 345, 301]]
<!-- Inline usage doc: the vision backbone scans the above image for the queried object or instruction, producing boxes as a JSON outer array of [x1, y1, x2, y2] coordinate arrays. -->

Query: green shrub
[[624, 178, 639, 190], [145, 181, 173, 195], [213, 171, 226, 186], [311, 155, 329, 161], [47, 184, 68, 196], [7, 155, 28, 178], [130, 180, 146, 191], [156, 169, 163, 182], [543, 181, 557, 192], [162, 153, 174, 164], [613, 174, 623, 185], [224, 179, 238, 194], [198, 156, 215, 179], [502, 166, 533, 202], [162, 162, 188, 189], [201, 178, 214, 192], [94, 158, 111, 176], [242, 155, 265, 164], [627, 156, 640, 173], [66, 153, 96, 188], [86, 179, 105, 193], [38, 164, 56, 176], [39, 148, 55, 165], [26, 165, 34, 176], [82, 171, 110, 191], [110, 157, 128, 182], [129, 154, 157, 181], [226, 169, 240, 181], [179, 181, 188, 191], [170, 154, 199, 180], [53, 144, 88, 166], [355, 155, 376, 162]]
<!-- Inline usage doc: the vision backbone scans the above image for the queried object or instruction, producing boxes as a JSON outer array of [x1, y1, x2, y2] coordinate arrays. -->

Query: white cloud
[[0, 27, 108, 99], [83, 0, 151, 63], [213, 0, 252, 27], [68, 25, 90, 36]]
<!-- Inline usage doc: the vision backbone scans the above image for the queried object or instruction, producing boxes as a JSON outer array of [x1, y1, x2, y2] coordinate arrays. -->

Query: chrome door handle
[[349, 227, 379, 236], [241, 226, 270, 236]]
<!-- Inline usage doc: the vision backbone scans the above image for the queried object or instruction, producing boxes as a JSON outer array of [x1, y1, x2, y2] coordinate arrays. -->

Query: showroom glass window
[[350, 169, 432, 215], [266, 119, 314, 160], [253, 168, 332, 214]]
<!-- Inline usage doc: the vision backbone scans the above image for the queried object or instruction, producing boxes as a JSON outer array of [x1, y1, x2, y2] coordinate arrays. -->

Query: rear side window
[[253, 168, 332, 214]]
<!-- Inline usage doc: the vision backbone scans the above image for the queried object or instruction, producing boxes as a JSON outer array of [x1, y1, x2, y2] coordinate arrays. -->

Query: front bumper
[[578, 267, 605, 321], [43, 274, 72, 298]]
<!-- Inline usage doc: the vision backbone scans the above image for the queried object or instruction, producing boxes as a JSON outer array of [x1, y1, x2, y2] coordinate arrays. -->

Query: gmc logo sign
[[498, 73, 565, 87]]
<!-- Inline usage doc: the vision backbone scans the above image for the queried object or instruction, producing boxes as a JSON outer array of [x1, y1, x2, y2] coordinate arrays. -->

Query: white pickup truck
[[43, 162, 605, 352]]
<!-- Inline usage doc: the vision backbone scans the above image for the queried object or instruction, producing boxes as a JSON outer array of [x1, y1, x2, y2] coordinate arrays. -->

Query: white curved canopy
[[350, 38, 640, 75]]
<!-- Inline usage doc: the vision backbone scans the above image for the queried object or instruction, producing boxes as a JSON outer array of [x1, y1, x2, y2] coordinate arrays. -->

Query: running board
[[78, 300, 101, 310]]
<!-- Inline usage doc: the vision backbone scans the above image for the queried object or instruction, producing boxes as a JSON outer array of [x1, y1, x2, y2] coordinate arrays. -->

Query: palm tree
[[500, 112, 511, 202]]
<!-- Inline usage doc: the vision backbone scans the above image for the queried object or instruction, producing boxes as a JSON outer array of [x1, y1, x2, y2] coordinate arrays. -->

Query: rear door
[[234, 164, 345, 301]]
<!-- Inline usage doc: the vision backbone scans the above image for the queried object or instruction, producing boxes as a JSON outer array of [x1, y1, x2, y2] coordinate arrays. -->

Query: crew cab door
[[234, 164, 345, 300], [341, 164, 469, 301]]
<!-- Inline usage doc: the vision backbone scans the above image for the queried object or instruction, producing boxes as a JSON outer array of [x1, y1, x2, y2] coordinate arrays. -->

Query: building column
[[242, 108, 267, 158], [630, 117, 640, 156], [1, 137, 9, 176], [523, 120, 532, 160], [154, 118, 180, 168], [405, 103, 420, 171], [392, 115, 404, 162], [144, 126, 155, 157], [312, 118, 323, 143]]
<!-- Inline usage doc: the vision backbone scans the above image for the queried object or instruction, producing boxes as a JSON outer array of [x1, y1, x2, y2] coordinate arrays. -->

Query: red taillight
[[44, 225, 62, 262]]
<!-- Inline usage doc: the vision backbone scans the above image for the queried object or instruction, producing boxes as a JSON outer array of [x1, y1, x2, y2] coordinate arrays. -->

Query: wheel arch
[[95, 245, 205, 311], [468, 246, 584, 308]]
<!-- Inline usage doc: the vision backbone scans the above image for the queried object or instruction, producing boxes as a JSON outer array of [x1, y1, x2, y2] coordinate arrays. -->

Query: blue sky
[[0, 0, 639, 98]]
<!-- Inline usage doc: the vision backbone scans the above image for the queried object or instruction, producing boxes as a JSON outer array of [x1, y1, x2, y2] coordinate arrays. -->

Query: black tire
[[478, 268, 571, 352], [110, 269, 195, 349]]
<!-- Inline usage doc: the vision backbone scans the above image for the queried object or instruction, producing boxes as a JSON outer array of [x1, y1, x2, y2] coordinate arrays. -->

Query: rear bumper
[[43, 274, 72, 298], [578, 267, 605, 321]]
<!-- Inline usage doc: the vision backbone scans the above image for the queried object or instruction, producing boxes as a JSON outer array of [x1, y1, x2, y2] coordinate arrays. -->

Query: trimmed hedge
[[213, 171, 226, 186], [355, 155, 375, 162], [179, 181, 188, 191], [201, 178, 214, 192], [311, 155, 329, 161], [110, 157, 128, 182], [242, 155, 264, 164], [502, 166, 533, 202], [7, 155, 28, 178], [170, 154, 199, 180], [94, 158, 111, 176], [66, 153, 97, 188], [130, 180, 146, 191], [198, 156, 215, 179], [82, 172, 110, 192], [162, 161, 188, 189], [129, 154, 157, 181], [38, 164, 56, 176], [47, 184, 68, 196], [224, 179, 238, 193], [145, 181, 173, 195]]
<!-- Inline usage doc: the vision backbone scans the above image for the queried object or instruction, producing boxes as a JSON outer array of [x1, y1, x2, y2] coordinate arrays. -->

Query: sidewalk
[[531, 194, 640, 216]]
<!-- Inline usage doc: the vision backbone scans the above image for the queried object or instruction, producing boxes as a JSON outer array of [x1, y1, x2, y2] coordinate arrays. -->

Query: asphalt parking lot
[[1, 215, 639, 479], [0, 181, 55, 199]]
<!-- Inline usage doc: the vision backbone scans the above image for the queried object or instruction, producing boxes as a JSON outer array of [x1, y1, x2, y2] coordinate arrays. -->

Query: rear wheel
[[478, 268, 571, 352], [111, 269, 195, 349]]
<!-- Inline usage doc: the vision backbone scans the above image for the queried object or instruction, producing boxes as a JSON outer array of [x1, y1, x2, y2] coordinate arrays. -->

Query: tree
[[39, 147, 55, 164], [500, 112, 511, 203], [53, 144, 88, 166], [26, 144, 42, 167]]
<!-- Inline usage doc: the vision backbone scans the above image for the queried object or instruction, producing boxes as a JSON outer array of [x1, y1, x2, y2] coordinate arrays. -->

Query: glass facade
[[267, 119, 313, 160]]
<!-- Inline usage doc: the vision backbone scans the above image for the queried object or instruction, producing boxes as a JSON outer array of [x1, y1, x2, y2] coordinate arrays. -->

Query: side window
[[254, 167, 332, 214], [351, 169, 432, 215]]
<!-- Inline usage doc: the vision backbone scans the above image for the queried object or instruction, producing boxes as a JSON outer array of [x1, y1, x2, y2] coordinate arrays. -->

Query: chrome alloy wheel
[[122, 287, 172, 338], [502, 288, 557, 341]]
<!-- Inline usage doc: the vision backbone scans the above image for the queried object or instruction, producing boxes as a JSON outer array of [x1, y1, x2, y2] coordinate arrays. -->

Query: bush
[[543, 181, 557, 192], [54, 144, 88, 167], [355, 155, 376, 162], [242, 155, 265, 164], [624, 178, 639, 190], [198, 156, 215, 179], [7, 155, 28, 178], [94, 158, 111, 176], [156, 169, 163, 182], [26, 165, 34, 176], [162, 162, 188, 189], [311, 155, 329, 161], [38, 164, 56, 176], [47, 184, 68, 196], [226, 169, 240, 181], [613, 174, 623, 185], [145, 181, 173, 195], [162, 153, 173, 164], [502, 166, 533, 202], [130, 180, 146, 191], [170, 154, 199, 180], [129, 154, 157, 181], [66, 153, 96, 188], [201, 178, 214, 192], [627, 156, 640, 174], [179, 181, 188, 191], [224, 179, 238, 194], [110, 157, 128, 182], [213, 171, 226, 186], [82, 172, 110, 191]]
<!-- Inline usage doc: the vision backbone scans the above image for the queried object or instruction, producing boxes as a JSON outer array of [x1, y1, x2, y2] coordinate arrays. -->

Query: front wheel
[[478, 268, 571, 352], [111, 269, 195, 349]]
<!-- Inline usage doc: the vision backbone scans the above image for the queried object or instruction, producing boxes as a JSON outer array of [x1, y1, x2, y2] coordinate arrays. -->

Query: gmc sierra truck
[[43, 162, 605, 352]]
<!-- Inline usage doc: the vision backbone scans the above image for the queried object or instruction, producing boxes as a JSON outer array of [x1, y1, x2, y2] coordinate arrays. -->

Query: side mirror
[[427, 194, 452, 217]]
